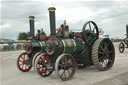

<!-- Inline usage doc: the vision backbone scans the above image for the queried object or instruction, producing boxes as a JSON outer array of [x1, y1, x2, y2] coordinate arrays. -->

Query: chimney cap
[[29, 16, 35, 20], [48, 7, 56, 12]]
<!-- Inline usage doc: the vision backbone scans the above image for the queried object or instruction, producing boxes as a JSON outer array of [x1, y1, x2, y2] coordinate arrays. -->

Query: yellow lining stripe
[[61, 40, 66, 53], [72, 39, 76, 53]]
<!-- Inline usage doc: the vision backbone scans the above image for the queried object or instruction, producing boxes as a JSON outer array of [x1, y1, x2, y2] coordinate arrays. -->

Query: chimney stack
[[126, 24, 128, 37], [29, 16, 35, 38], [48, 7, 56, 37]]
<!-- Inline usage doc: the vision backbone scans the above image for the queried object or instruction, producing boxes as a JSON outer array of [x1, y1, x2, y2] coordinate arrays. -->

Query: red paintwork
[[76, 32, 83, 38], [17, 52, 32, 72], [34, 52, 42, 62], [37, 55, 49, 73]]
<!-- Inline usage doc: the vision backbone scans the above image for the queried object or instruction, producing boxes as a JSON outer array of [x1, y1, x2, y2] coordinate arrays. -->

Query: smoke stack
[[126, 24, 128, 37], [29, 16, 35, 38], [48, 7, 56, 37]]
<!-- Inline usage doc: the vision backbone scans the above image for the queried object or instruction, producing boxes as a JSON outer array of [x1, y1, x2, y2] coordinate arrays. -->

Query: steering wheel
[[82, 21, 99, 46]]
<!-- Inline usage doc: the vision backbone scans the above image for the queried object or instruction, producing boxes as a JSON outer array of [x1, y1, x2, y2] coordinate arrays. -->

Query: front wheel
[[32, 52, 42, 70], [17, 52, 32, 72], [35, 53, 53, 77], [55, 54, 77, 81]]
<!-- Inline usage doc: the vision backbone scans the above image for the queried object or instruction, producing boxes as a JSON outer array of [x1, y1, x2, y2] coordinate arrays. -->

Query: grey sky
[[1, 0, 128, 40]]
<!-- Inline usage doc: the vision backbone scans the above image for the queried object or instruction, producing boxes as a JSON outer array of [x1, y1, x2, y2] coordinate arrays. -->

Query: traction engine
[[119, 24, 128, 53], [34, 7, 115, 81], [17, 16, 47, 72]]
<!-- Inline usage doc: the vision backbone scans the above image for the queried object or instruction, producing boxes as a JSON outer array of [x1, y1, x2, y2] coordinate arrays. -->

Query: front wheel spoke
[[21, 64, 24, 69], [19, 63, 23, 66], [63, 65, 67, 78], [24, 64, 27, 69], [19, 60, 23, 62], [19, 57, 24, 61], [67, 64, 73, 67], [23, 54, 26, 60], [64, 56, 67, 64], [42, 68, 46, 73], [64, 71, 66, 78], [23, 64, 25, 69], [67, 69, 71, 75], [20, 64, 23, 68], [59, 64, 65, 67], [21, 56, 25, 60], [37, 64, 42, 69], [39, 68, 43, 72], [60, 70, 65, 77], [60, 58, 65, 64]]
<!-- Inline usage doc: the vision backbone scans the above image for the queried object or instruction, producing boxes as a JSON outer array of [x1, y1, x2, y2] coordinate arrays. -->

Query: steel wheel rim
[[119, 42, 125, 53], [55, 54, 76, 81], [32, 52, 42, 70], [36, 54, 53, 77], [92, 38, 115, 71], [98, 39, 115, 70], [17, 52, 32, 72]]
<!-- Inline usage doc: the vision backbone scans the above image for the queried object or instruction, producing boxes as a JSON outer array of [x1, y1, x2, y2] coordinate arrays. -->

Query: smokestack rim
[[48, 7, 56, 12], [29, 16, 35, 20]]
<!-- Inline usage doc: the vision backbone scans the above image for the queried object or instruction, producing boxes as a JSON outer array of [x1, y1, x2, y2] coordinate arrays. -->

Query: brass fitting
[[48, 7, 56, 12], [29, 16, 35, 20]]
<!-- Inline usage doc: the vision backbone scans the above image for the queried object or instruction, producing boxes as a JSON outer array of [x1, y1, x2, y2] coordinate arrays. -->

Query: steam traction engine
[[17, 16, 47, 72], [34, 7, 115, 81], [119, 24, 128, 53]]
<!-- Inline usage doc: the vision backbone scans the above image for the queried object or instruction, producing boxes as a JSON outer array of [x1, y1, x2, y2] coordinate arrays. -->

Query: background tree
[[18, 32, 29, 40]]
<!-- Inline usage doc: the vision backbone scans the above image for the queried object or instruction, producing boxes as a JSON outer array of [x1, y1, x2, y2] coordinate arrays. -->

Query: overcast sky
[[0, 0, 128, 40]]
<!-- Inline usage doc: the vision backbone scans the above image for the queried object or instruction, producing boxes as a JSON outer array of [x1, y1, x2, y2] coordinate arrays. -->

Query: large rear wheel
[[92, 38, 115, 71]]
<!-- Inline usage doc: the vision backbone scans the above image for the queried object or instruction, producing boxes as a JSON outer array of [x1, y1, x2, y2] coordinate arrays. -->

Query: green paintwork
[[62, 39, 75, 54], [62, 39, 85, 54], [75, 39, 85, 52]]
